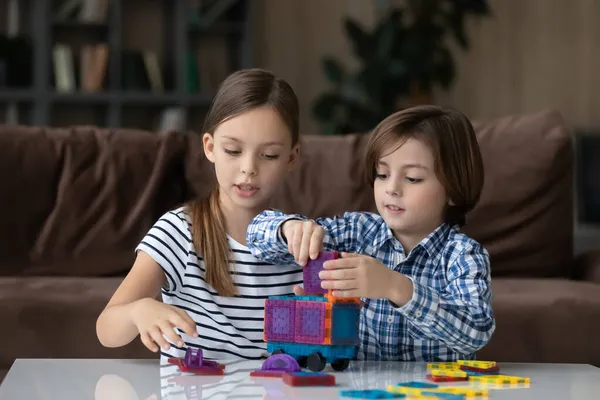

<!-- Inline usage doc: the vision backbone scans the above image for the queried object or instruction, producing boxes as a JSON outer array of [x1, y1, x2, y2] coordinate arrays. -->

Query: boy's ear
[[203, 133, 215, 163], [287, 144, 300, 171]]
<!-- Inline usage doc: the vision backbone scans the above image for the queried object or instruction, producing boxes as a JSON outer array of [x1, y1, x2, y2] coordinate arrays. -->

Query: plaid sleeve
[[394, 243, 495, 354], [246, 210, 367, 263]]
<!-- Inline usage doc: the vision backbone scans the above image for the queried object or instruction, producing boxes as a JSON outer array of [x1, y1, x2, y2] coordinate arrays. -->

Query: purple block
[[303, 251, 338, 295], [264, 299, 296, 342], [261, 354, 301, 372], [295, 301, 326, 344]]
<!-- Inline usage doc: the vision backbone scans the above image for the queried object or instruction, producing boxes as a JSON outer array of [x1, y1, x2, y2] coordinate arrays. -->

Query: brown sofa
[[1, 109, 599, 382]]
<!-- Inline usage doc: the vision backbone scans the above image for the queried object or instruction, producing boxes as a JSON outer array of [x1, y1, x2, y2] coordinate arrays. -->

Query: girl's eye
[[375, 173, 388, 179], [224, 149, 241, 156], [263, 154, 279, 160], [406, 177, 423, 183]]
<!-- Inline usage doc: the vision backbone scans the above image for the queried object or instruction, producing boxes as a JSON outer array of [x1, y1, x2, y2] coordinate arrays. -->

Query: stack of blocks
[[263, 251, 361, 368]]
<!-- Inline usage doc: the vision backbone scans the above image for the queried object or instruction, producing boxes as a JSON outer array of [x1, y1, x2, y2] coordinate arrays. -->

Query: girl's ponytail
[[188, 187, 236, 297]]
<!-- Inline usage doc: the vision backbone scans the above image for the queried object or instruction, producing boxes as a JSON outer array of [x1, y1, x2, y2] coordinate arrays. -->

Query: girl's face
[[203, 106, 299, 213], [373, 137, 450, 247]]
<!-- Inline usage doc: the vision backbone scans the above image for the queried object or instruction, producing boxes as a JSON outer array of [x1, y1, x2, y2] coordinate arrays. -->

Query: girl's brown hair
[[187, 68, 299, 297], [365, 105, 484, 227]]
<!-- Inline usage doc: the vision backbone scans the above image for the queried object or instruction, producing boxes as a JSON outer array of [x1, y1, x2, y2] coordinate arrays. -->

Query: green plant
[[312, 0, 492, 135]]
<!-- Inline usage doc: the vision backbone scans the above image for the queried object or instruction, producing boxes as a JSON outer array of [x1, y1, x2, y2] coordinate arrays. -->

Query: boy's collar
[[372, 220, 453, 257]]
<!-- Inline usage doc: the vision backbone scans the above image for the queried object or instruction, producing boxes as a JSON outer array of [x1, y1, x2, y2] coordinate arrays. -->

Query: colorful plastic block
[[303, 251, 338, 294], [331, 303, 360, 345], [264, 298, 296, 342], [266, 341, 355, 370], [167, 348, 225, 375], [295, 300, 328, 344], [430, 369, 467, 378], [468, 374, 530, 385], [426, 373, 468, 383], [250, 370, 286, 378], [260, 354, 300, 372], [282, 371, 336, 386], [396, 381, 438, 389], [427, 362, 459, 371], [456, 360, 496, 369], [420, 392, 465, 400], [459, 364, 500, 374], [168, 358, 225, 375], [340, 389, 406, 398]]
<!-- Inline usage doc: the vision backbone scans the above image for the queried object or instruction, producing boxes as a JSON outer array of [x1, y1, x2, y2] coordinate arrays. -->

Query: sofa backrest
[[0, 109, 573, 278]]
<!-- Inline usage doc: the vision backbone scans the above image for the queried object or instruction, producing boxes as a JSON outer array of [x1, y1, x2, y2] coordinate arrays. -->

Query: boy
[[246, 105, 495, 361]]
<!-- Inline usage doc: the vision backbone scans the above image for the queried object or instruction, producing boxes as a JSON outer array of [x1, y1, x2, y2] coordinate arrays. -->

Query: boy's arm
[[246, 210, 366, 264], [391, 244, 495, 355]]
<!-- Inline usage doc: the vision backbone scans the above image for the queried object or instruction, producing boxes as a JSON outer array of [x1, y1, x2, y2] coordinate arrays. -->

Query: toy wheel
[[271, 349, 284, 355], [331, 358, 350, 371], [298, 356, 308, 368], [307, 352, 326, 372]]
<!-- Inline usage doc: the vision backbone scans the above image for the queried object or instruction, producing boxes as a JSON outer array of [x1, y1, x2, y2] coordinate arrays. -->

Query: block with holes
[[302, 251, 338, 294], [264, 297, 296, 342]]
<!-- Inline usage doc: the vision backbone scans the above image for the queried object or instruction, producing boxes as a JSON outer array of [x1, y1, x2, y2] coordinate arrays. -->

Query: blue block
[[267, 342, 356, 364], [293, 295, 328, 302], [420, 392, 465, 399], [340, 389, 406, 398], [268, 295, 296, 301], [287, 372, 330, 377], [395, 381, 438, 389], [331, 303, 360, 345]]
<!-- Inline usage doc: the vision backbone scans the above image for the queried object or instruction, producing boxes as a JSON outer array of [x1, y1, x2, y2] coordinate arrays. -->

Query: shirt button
[[415, 311, 422, 318], [387, 316, 394, 323]]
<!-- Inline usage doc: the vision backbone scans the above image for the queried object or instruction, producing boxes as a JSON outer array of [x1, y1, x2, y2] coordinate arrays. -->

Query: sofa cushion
[[0, 126, 212, 277], [479, 278, 600, 365], [0, 277, 155, 372], [463, 110, 573, 277]]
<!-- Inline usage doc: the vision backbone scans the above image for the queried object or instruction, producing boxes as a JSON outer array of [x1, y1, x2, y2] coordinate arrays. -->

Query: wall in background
[[255, 0, 600, 134]]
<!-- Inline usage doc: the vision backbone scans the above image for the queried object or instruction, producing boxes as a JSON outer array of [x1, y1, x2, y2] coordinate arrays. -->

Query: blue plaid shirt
[[246, 210, 495, 362]]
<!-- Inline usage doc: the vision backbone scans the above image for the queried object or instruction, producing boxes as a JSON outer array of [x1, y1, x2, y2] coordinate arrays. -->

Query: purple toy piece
[[295, 301, 326, 344], [183, 348, 221, 370], [261, 354, 301, 372], [303, 251, 338, 295], [185, 348, 203, 368], [264, 299, 296, 342]]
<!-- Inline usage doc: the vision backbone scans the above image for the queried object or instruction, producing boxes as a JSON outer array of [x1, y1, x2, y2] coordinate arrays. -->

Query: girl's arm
[[246, 209, 376, 264], [96, 251, 164, 347]]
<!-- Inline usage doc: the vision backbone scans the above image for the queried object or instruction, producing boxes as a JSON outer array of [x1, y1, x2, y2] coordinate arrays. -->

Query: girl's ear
[[203, 133, 215, 163], [448, 198, 456, 206], [287, 144, 300, 171]]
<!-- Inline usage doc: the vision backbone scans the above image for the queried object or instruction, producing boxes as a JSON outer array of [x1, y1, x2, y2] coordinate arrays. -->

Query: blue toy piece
[[340, 389, 406, 398], [395, 381, 438, 389], [267, 341, 356, 372]]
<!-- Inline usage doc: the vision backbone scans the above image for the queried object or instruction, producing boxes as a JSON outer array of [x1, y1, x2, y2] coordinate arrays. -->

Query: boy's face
[[373, 137, 450, 246]]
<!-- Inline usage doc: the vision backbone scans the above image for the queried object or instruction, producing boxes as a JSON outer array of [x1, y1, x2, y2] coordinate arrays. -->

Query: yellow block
[[386, 385, 489, 398], [430, 368, 467, 378], [469, 375, 530, 385], [457, 360, 497, 369], [427, 362, 459, 371]]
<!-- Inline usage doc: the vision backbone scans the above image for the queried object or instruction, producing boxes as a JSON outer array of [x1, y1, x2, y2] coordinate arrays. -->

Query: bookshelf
[[0, 0, 256, 131]]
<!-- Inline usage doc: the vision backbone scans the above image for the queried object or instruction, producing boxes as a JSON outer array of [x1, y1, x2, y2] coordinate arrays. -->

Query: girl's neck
[[218, 192, 264, 247]]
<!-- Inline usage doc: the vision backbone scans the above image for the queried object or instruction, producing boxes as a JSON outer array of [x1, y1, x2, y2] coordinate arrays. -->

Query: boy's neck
[[218, 193, 264, 247]]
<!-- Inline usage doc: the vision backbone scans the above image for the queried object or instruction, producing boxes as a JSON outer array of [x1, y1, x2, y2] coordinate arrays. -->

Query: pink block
[[294, 301, 326, 344], [264, 299, 296, 342], [303, 251, 337, 295]]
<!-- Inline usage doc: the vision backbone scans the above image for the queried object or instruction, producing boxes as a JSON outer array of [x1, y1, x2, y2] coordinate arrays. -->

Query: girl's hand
[[130, 298, 198, 352], [281, 220, 325, 266]]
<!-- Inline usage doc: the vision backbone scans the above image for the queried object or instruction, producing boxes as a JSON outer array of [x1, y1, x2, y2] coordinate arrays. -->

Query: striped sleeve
[[135, 210, 192, 293]]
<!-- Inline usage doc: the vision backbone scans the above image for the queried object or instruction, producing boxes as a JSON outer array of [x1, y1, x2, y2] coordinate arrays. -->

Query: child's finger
[[148, 326, 171, 351], [341, 252, 361, 258], [297, 222, 313, 266], [308, 228, 324, 260], [321, 278, 357, 291], [140, 331, 159, 352], [173, 309, 199, 338], [293, 285, 306, 296], [160, 321, 185, 347], [291, 226, 303, 264]]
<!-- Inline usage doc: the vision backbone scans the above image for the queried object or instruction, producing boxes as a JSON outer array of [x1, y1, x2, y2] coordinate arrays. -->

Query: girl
[[96, 68, 303, 362]]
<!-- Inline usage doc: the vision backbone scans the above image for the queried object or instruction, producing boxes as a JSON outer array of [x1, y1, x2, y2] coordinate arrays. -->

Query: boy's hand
[[130, 298, 198, 352], [281, 220, 325, 266], [320, 252, 413, 304]]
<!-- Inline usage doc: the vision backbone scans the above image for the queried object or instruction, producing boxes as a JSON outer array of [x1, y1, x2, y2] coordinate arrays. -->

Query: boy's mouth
[[385, 204, 405, 213]]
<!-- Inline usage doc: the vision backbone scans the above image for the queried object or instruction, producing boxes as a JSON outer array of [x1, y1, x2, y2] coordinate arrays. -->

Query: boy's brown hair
[[364, 105, 484, 227]]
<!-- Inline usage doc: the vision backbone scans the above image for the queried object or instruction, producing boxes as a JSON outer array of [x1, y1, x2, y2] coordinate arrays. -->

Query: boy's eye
[[263, 154, 280, 160], [224, 149, 241, 156], [406, 177, 423, 183]]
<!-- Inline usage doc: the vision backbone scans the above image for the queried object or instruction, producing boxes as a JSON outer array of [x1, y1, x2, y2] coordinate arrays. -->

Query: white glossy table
[[0, 358, 598, 399]]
